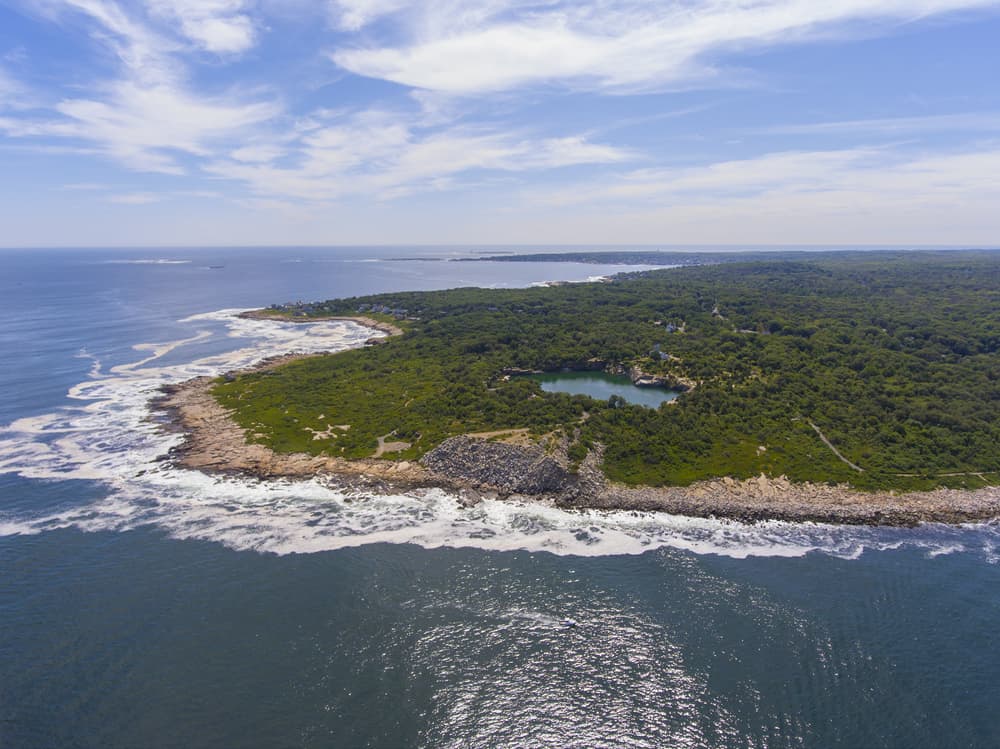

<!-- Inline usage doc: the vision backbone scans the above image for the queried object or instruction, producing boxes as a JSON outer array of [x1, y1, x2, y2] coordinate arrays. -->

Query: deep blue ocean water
[[1, 247, 999, 748]]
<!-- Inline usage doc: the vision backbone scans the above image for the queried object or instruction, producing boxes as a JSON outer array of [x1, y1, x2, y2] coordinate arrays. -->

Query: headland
[[153, 251, 1000, 526], [155, 361, 1000, 526]]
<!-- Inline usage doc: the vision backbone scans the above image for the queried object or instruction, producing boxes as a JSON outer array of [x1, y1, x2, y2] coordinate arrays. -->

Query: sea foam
[[0, 309, 997, 560]]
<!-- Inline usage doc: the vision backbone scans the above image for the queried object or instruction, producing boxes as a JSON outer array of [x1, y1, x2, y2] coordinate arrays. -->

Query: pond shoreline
[[517, 370, 681, 408]]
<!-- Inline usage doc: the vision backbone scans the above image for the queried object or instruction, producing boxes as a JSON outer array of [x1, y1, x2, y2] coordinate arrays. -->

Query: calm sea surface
[[1, 247, 999, 748]]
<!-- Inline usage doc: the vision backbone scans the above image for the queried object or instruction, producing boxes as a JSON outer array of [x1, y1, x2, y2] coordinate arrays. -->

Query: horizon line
[[3, 244, 1000, 252]]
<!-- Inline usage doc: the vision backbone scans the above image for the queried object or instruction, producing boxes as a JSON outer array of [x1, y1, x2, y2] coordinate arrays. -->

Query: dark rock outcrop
[[420, 436, 572, 495]]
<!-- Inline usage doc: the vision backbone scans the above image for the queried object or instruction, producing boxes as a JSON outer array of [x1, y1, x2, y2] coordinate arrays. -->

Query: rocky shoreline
[[151, 353, 1000, 527]]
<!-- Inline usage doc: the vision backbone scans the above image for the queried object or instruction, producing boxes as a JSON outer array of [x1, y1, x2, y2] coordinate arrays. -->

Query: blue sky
[[1, 0, 999, 247]]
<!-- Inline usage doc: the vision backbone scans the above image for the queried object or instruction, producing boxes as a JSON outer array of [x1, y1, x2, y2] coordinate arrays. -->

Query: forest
[[213, 251, 1000, 492]]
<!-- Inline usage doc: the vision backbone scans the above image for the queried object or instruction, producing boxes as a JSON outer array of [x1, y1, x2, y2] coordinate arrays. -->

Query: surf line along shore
[[153, 314, 1000, 528]]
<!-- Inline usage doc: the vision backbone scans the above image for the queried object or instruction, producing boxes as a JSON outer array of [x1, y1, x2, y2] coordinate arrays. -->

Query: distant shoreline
[[154, 316, 1000, 528]]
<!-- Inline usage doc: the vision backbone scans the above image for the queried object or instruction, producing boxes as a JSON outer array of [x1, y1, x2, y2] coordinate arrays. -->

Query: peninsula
[[157, 251, 1000, 526]]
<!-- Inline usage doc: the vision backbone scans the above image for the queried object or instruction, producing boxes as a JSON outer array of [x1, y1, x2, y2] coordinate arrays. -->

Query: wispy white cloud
[[0, 0, 278, 173], [4, 0, 624, 194], [0, 139, 102, 157], [761, 112, 1000, 136], [71, 185, 223, 202], [230, 144, 288, 163], [535, 148, 888, 206], [485, 144, 1000, 244], [329, 0, 410, 31], [34, 0, 257, 59], [331, 0, 1000, 94], [3, 0, 1000, 247], [527, 145, 1000, 228], [59, 181, 111, 190], [0, 82, 279, 174], [1, 3, 630, 203], [108, 191, 161, 203], [0, 66, 22, 100], [146, 0, 256, 54], [50, 0, 177, 82], [56, 82, 279, 173], [177, 189, 224, 198], [0, 62, 41, 111], [205, 110, 632, 201]]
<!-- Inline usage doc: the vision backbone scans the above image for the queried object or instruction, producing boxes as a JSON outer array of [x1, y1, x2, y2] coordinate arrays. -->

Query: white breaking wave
[[99, 258, 192, 265], [0, 309, 997, 560]]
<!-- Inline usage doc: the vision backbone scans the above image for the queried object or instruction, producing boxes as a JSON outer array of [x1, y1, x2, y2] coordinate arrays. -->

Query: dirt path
[[808, 420, 864, 473], [374, 434, 411, 457]]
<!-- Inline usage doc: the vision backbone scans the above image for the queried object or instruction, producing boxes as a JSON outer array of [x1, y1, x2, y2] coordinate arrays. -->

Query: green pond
[[525, 371, 680, 409]]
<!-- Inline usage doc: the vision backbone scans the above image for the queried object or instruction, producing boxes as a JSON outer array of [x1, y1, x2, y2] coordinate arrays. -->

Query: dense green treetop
[[214, 251, 1000, 491]]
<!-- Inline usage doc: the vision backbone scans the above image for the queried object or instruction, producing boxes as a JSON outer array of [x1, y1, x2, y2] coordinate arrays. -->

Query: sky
[[1, 0, 999, 247]]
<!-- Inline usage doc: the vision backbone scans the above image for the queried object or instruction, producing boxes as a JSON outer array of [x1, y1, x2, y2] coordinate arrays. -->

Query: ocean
[[1, 247, 998, 748]]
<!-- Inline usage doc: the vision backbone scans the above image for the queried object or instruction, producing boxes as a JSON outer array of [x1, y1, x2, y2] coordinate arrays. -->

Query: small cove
[[524, 371, 680, 408]]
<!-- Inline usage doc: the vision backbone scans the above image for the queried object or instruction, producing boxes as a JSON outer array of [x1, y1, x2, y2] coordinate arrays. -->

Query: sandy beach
[[237, 310, 405, 337]]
